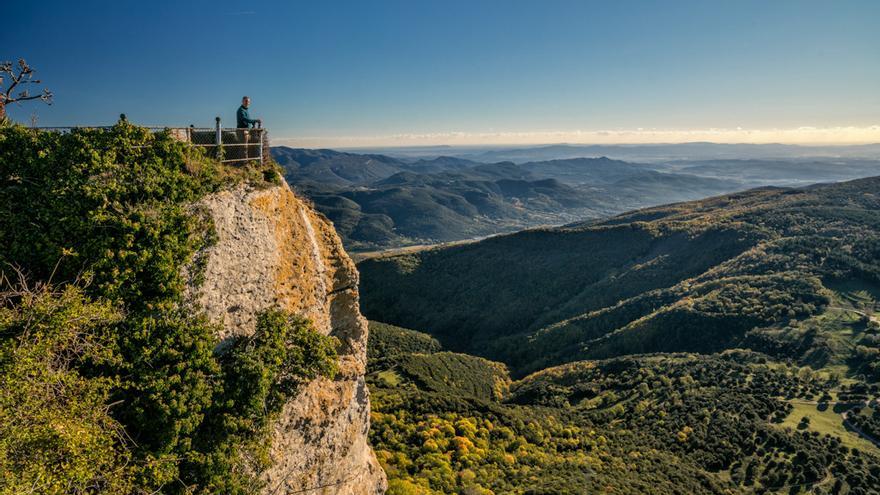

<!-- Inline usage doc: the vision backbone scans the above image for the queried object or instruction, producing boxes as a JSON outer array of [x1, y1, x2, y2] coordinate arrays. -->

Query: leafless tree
[[0, 59, 53, 123]]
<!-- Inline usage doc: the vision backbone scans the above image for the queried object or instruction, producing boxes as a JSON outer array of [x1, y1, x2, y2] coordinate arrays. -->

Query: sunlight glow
[[274, 126, 880, 148]]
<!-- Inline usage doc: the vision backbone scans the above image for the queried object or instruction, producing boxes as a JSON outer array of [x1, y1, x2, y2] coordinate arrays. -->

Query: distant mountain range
[[272, 146, 880, 251], [345, 142, 880, 163], [272, 147, 754, 250], [658, 158, 880, 186]]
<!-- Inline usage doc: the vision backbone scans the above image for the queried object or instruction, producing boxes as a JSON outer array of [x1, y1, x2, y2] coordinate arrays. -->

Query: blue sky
[[4, 0, 879, 146]]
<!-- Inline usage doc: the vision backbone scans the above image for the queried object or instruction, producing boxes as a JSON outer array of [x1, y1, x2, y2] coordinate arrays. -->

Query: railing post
[[258, 129, 264, 166], [215, 117, 222, 159]]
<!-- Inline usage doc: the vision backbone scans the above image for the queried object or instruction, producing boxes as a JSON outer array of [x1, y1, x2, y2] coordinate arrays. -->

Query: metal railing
[[37, 116, 269, 166], [184, 117, 268, 165]]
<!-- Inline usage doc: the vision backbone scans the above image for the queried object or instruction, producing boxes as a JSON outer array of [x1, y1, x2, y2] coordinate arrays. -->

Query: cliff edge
[[188, 180, 386, 494]]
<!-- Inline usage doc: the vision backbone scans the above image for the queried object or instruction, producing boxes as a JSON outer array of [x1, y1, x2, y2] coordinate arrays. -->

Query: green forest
[[361, 178, 880, 494], [367, 322, 880, 494], [360, 177, 880, 379]]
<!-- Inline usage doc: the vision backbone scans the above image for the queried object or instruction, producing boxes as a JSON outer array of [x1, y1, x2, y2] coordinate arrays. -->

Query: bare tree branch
[[10, 93, 50, 103], [0, 58, 53, 122]]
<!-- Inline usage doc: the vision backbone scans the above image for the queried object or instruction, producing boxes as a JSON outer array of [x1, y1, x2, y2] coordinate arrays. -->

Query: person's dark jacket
[[237, 105, 258, 128]]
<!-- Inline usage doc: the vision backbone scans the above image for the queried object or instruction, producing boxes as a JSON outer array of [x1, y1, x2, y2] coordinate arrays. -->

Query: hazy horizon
[[272, 127, 880, 149]]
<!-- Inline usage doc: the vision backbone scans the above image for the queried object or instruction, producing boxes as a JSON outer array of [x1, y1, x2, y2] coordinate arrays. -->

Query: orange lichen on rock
[[187, 181, 385, 494]]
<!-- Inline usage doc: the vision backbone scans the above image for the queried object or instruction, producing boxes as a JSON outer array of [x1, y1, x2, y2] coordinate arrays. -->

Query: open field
[[780, 401, 879, 454]]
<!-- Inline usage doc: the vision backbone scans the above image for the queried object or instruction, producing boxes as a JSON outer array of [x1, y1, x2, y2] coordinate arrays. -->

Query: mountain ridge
[[359, 175, 880, 377], [271, 147, 748, 250]]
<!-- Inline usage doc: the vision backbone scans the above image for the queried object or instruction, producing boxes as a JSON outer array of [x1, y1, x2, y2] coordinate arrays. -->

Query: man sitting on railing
[[236, 96, 261, 129], [236, 96, 262, 160]]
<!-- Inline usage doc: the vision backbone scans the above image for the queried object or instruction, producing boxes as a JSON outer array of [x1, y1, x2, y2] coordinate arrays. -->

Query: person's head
[[242, 96, 250, 108]]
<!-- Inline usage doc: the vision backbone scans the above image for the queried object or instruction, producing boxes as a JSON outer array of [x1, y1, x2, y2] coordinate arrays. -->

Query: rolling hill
[[359, 176, 880, 378], [271, 147, 405, 187], [448, 142, 880, 164], [663, 158, 880, 186], [362, 176, 880, 494], [271, 147, 744, 250]]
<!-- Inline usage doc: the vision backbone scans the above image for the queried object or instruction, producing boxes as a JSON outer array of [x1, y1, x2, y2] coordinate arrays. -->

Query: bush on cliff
[[0, 123, 332, 494], [0, 284, 132, 495]]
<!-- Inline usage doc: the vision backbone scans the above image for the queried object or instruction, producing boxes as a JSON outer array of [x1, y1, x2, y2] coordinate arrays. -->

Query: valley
[[366, 322, 880, 494], [8, 3, 880, 494], [360, 176, 880, 494], [272, 146, 880, 253], [272, 144, 880, 253]]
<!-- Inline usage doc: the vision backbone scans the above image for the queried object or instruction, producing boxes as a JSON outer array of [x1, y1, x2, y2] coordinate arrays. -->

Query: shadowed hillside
[[360, 177, 880, 377]]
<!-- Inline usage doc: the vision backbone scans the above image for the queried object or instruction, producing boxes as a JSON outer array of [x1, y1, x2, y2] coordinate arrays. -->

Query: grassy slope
[[780, 402, 878, 453]]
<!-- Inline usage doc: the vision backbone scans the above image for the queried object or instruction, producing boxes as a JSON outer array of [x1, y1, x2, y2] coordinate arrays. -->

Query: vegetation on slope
[[0, 123, 337, 494], [367, 321, 880, 494], [369, 321, 442, 363], [360, 177, 880, 379], [0, 286, 131, 494], [363, 178, 880, 493]]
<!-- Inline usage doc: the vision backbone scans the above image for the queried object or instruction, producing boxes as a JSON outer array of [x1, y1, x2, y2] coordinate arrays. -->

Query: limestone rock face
[[188, 180, 386, 494]]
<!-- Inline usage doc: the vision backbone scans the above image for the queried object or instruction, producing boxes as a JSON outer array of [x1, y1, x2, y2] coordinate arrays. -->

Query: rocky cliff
[[187, 181, 386, 494]]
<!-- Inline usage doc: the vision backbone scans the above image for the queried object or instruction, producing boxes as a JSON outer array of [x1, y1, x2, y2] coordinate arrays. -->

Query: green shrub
[[0, 285, 132, 495], [183, 310, 339, 494], [0, 123, 331, 493]]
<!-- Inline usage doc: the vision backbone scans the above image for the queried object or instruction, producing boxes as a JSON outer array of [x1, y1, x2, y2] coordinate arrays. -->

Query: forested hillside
[[362, 176, 880, 493], [367, 322, 880, 494], [360, 177, 880, 378]]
